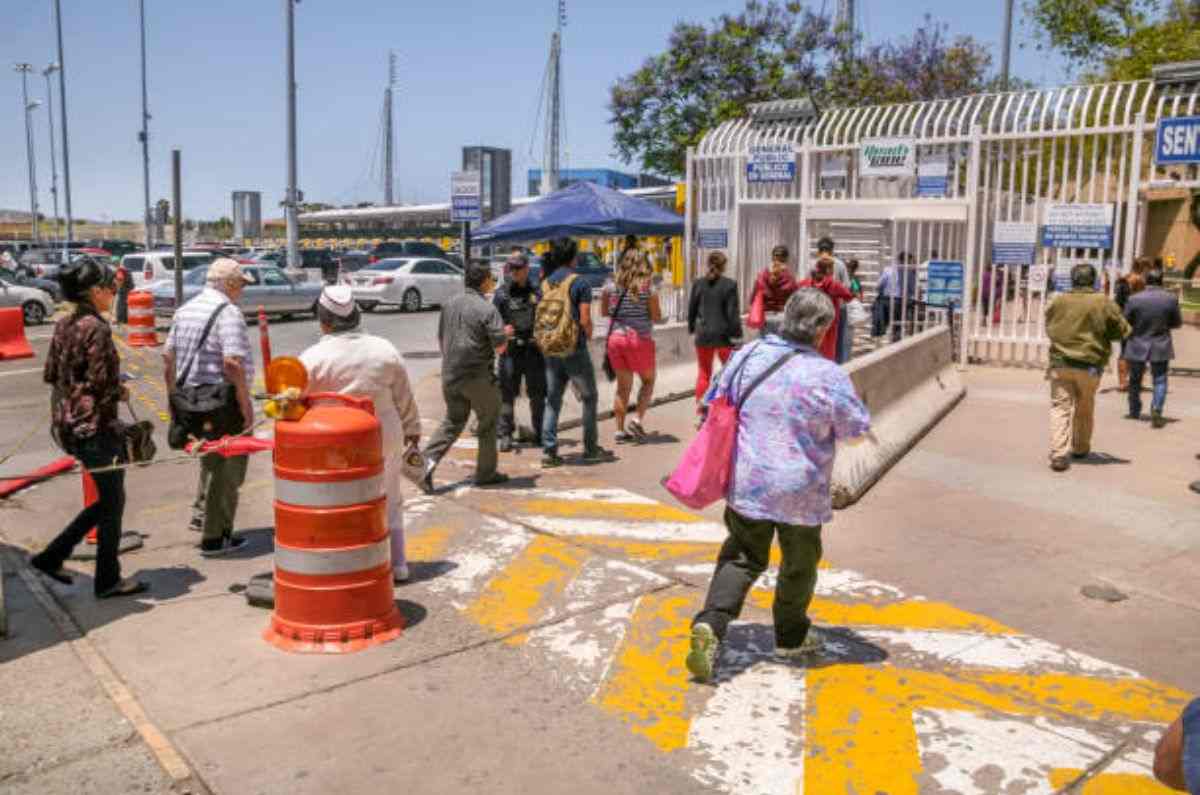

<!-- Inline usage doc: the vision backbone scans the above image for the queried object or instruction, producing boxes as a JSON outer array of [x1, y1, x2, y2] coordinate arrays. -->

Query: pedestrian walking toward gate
[[1044, 263, 1130, 472], [422, 261, 510, 492], [805, 237, 853, 363], [164, 258, 256, 556], [753, 245, 799, 317], [688, 251, 741, 425], [537, 237, 614, 468], [1114, 256, 1150, 391], [1122, 268, 1182, 428], [33, 261, 148, 598], [798, 255, 855, 361], [685, 290, 870, 683], [300, 286, 421, 583], [602, 242, 663, 444], [493, 252, 545, 452]]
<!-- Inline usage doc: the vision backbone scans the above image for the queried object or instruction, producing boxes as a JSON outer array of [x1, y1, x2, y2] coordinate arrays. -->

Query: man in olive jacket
[[1044, 263, 1131, 472]]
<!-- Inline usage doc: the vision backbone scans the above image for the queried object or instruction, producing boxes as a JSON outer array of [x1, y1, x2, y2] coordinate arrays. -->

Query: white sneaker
[[393, 563, 410, 583], [776, 627, 823, 658]]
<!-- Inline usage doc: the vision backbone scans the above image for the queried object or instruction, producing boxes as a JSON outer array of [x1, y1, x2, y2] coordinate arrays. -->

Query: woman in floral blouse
[[686, 289, 870, 683], [31, 261, 147, 598]]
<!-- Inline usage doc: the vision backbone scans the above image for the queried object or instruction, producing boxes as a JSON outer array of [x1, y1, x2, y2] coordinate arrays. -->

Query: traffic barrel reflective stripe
[[265, 392, 401, 654], [127, 291, 160, 348]]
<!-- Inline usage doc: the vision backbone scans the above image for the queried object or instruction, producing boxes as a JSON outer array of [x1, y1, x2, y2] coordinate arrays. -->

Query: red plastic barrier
[[0, 456, 75, 499], [186, 436, 274, 457], [84, 470, 99, 544], [0, 307, 35, 361]]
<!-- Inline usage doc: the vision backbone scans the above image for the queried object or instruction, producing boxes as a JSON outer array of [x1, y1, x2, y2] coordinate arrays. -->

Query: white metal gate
[[686, 78, 1200, 365]]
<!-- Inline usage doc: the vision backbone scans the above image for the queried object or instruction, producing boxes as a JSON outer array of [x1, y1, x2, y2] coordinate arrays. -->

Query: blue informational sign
[[1156, 115, 1200, 165], [992, 243, 1036, 264], [1041, 204, 1114, 249], [991, 222, 1038, 264], [925, 260, 964, 307], [746, 144, 797, 183], [697, 229, 728, 248], [916, 177, 948, 197]]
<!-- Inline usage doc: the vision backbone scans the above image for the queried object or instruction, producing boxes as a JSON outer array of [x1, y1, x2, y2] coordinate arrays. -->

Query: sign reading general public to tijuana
[[746, 143, 796, 183], [1041, 203, 1115, 249], [1156, 115, 1200, 165], [859, 137, 916, 177]]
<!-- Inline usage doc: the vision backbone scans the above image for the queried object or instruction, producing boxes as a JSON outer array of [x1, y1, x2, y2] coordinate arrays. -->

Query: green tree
[[1024, 0, 1200, 80], [608, 3, 999, 177]]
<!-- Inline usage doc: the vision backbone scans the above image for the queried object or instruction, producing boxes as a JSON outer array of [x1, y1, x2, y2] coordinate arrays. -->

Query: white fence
[[687, 78, 1200, 365]]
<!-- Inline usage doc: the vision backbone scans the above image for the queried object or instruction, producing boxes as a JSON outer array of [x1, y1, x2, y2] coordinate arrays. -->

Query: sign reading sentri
[[746, 143, 796, 183], [859, 137, 916, 177], [1041, 203, 1115, 249], [1156, 115, 1200, 165]]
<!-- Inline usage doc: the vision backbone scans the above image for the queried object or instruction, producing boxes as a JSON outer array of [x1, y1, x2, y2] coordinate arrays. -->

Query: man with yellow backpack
[[535, 237, 615, 468]]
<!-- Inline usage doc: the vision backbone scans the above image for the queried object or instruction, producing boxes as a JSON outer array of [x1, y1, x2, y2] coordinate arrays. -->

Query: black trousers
[[693, 507, 823, 649], [497, 343, 547, 442], [33, 433, 126, 595]]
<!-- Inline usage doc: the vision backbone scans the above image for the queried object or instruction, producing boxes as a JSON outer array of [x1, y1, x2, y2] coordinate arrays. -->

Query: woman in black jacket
[[688, 251, 742, 421], [32, 261, 147, 599]]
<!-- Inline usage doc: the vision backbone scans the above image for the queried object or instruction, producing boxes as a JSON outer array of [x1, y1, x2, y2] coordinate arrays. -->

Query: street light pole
[[52, 0, 73, 259], [43, 63, 61, 243], [14, 63, 41, 245], [138, 0, 153, 250], [1000, 0, 1014, 92], [284, 0, 301, 272]]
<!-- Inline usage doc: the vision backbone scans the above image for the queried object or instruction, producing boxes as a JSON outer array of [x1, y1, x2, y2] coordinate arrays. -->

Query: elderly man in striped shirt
[[163, 258, 255, 556]]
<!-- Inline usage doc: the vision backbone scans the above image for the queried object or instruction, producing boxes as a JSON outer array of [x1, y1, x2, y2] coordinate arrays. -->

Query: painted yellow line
[[513, 497, 705, 524], [1050, 770, 1176, 794], [465, 534, 590, 639], [805, 666, 922, 794], [592, 588, 698, 752], [745, 592, 1016, 634], [572, 534, 719, 563], [406, 524, 456, 562], [962, 670, 1190, 724]]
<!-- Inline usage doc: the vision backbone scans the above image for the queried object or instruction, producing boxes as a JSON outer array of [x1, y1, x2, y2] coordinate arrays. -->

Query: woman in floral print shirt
[[31, 261, 147, 599], [685, 289, 870, 683]]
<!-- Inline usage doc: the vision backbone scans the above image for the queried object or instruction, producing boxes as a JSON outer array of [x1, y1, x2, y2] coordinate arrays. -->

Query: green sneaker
[[686, 623, 719, 683]]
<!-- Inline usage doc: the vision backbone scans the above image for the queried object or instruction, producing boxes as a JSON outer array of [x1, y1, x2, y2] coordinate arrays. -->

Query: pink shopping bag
[[662, 394, 739, 510]]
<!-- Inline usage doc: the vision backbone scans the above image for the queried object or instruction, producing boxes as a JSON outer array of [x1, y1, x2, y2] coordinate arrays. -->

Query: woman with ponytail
[[688, 251, 741, 424]]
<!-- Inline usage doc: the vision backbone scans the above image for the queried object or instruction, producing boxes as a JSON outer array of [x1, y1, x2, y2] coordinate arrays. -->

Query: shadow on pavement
[[225, 527, 275, 560], [395, 599, 427, 630], [1073, 452, 1132, 465], [403, 560, 458, 586], [710, 623, 889, 684]]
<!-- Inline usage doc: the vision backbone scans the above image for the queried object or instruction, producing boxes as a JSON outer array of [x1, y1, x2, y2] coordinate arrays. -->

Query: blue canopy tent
[[471, 181, 683, 243]]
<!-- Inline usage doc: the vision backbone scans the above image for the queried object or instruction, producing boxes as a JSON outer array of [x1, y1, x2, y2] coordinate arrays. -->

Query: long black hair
[[59, 260, 114, 309], [542, 237, 579, 277]]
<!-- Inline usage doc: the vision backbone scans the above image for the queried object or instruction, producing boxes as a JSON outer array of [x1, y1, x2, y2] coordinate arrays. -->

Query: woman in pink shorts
[[602, 244, 663, 443]]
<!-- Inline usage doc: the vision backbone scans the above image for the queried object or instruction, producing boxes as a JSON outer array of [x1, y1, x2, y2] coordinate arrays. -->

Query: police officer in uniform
[[493, 252, 546, 452]]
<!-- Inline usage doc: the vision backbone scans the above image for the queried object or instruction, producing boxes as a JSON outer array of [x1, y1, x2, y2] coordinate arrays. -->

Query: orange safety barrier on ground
[[126, 291, 160, 347], [0, 456, 74, 499], [265, 392, 402, 654], [0, 307, 35, 361]]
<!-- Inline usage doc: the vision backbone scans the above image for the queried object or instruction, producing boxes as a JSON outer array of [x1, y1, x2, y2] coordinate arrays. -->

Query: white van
[[123, 251, 216, 288]]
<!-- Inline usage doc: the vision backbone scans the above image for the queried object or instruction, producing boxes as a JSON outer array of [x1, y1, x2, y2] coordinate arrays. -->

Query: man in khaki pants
[[1044, 263, 1130, 472]]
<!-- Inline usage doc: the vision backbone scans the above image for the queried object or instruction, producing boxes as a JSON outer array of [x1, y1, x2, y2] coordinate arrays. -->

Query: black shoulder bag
[[601, 288, 629, 382], [167, 303, 243, 449]]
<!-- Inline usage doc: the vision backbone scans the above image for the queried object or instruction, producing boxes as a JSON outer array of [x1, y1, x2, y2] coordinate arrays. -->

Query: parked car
[[347, 257, 463, 312], [149, 264, 322, 318], [88, 240, 142, 259], [123, 250, 216, 288], [366, 240, 448, 264], [0, 268, 62, 302], [335, 250, 372, 275], [297, 249, 340, 284], [0, 278, 55, 325]]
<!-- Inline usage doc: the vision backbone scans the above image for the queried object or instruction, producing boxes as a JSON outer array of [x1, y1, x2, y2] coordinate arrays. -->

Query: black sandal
[[31, 560, 74, 586], [98, 578, 148, 599]]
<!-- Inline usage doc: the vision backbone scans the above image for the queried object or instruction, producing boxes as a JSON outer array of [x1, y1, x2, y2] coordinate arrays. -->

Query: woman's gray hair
[[317, 303, 362, 333], [779, 289, 835, 346]]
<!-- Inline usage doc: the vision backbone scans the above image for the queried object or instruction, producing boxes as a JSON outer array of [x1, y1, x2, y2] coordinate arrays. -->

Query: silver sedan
[[150, 264, 323, 318]]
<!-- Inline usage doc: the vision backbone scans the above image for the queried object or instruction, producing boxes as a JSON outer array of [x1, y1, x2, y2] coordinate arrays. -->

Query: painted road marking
[[405, 480, 1191, 794]]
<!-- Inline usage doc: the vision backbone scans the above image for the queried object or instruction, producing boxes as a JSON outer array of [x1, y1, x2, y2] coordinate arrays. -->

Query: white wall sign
[[859, 137, 916, 177], [992, 221, 1039, 264], [1042, 203, 1115, 249], [697, 210, 729, 249], [819, 156, 848, 191]]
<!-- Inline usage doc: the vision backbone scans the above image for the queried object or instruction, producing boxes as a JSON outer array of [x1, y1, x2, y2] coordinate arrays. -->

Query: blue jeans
[[1127, 360, 1169, 416], [543, 347, 598, 455]]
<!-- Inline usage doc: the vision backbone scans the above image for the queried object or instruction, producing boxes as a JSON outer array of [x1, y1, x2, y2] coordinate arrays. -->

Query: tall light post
[[284, 0, 301, 273], [52, 0, 73, 259], [1000, 0, 1014, 92], [43, 63, 61, 242], [138, 0, 153, 249], [14, 63, 41, 245]]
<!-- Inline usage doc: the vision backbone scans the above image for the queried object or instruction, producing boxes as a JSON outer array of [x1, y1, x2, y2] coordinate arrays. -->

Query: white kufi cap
[[319, 285, 356, 318]]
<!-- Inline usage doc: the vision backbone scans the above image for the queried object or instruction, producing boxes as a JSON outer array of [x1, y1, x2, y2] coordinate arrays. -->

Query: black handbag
[[602, 288, 629, 382], [167, 304, 244, 450], [122, 401, 157, 465]]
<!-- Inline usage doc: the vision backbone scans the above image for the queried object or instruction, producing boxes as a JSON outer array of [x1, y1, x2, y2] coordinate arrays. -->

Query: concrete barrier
[[831, 325, 965, 508]]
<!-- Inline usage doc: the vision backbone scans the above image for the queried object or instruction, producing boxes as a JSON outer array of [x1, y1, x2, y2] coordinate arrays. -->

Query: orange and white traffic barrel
[[126, 291, 160, 347], [265, 392, 402, 653]]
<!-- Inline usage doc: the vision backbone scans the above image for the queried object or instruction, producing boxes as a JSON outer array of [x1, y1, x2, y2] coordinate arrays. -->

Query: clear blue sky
[[3, 0, 1067, 222]]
